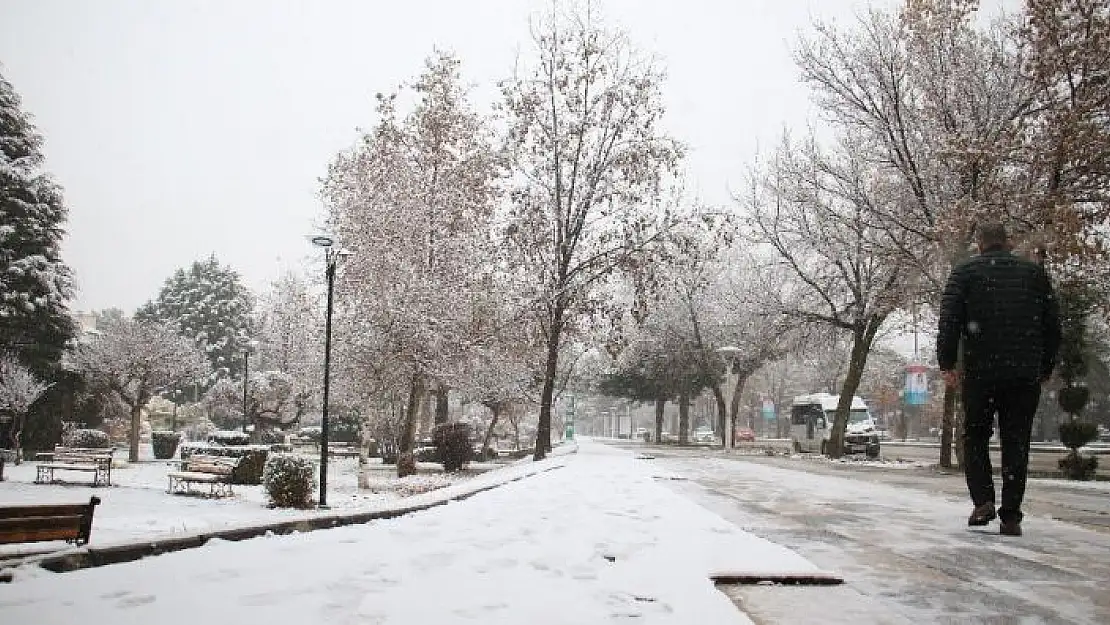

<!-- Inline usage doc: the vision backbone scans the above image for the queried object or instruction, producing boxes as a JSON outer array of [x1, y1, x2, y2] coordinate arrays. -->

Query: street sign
[[761, 399, 775, 421]]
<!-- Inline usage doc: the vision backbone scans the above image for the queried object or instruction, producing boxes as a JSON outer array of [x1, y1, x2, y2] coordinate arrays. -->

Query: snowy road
[[640, 447, 1110, 624]]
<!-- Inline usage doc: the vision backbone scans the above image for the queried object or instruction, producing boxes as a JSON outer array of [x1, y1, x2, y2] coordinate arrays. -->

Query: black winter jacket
[[936, 249, 1061, 382]]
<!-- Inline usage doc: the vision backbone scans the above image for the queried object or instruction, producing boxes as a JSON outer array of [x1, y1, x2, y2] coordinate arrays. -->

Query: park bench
[[167, 454, 242, 497], [0, 496, 101, 546], [35, 447, 114, 487], [328, 442, 361, 458]]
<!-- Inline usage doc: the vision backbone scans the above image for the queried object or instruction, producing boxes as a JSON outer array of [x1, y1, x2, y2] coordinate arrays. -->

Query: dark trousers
[[962, 378, 1041, 523]]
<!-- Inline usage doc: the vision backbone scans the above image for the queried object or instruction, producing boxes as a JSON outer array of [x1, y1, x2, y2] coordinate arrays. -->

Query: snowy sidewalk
[[0, 440, 821, 624]]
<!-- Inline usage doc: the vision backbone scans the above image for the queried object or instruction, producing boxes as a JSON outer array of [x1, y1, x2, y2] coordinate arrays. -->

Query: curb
[[1, 456, 570, 580]]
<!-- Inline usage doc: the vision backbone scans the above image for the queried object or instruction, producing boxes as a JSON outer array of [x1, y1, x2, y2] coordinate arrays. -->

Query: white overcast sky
[[0, 0, 1016, 314]]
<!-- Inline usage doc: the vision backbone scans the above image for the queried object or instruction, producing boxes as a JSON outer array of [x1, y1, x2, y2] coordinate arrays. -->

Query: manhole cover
[[712, 573, 844, 586]]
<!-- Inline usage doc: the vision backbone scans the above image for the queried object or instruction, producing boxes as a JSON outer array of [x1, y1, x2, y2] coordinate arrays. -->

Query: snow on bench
[[167, 455, 242, 498]]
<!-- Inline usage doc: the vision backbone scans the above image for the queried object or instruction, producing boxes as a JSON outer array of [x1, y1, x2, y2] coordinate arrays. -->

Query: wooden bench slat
[[0, 527, 82, 543], [0, 504, 92, 519], [0, 515, 86, 531]]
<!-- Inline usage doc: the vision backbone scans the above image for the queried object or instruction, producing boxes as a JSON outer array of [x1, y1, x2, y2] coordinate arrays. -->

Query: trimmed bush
[[262, 454, 316, 508], [1059, 420, 1098, 450], [208, 430, 250, 446], [151, 431, 182, 459], [62, 428, 111, 449], [432, 423, 473, 472], [1059, 452, 1099, 480], [178, 442, 206, 460], [1057, 385, 1091, 415]]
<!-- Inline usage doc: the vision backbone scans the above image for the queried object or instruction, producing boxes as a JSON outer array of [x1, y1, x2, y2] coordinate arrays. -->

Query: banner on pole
[[905, 363, 929, 406], [761, 399, 775, 421]]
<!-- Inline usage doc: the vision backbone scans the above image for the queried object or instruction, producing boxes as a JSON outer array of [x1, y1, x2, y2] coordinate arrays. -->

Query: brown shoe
[[1000, 520, 1022, 536], [968, 503, 997, 526]]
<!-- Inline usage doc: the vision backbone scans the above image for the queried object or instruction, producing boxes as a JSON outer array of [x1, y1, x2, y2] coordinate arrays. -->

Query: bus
[[790, 393, 881, 457]]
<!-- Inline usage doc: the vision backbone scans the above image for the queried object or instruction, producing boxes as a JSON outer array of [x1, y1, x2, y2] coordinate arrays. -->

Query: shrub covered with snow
[[296, 426, 322, 443], [432, 422, 472, 472], [253, 428, 286, 445], [151, 431, 182, 459], [262, 454, 316, 508], [207, 430, 250, 446], [62, 428, 111, 449], [178, 442, 206, 460]]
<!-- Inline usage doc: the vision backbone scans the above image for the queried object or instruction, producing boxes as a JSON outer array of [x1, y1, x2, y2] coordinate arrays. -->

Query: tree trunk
[[711, 385, 728, 446], [828, 318, 882, 458], [482, 403, 501, 456], [534, 314, 564, 461], [654, 397, 665, 443], [939, 385, 956, 468], [678, 391, 691, 444], [129, 403, 143, 463], [358, 418, 371, 489], [434, 386, 449, 425], [729, 372, 752, 448], [398, 373, 424, 477], [10, 415, 24, 465], [512, 413, 521, 451]]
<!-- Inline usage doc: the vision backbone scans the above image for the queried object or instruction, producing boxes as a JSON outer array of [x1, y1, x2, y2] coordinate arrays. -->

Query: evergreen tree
[[136, 254, 254, 382], [0, 71, 76, 374]]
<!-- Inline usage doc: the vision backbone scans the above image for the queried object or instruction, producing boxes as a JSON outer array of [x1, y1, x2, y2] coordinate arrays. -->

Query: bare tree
[[0, 355, 51, 463], [256, 270, 321, 409], [71, 319, 210, 462], [205, 370, 302, 441], [323, 51, 501, 476], [743, 135, 914, 457], [500, 1, 684, 459]]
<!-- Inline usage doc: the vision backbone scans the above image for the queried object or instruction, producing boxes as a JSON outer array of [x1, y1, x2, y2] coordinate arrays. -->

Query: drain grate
[[712, 573, 844, 586]]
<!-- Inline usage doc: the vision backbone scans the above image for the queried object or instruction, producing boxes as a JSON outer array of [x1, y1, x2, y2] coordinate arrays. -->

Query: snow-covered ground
[[0, 453, 496, 558], [0, 440, 824, 625], [648, 450, 1110, 624]]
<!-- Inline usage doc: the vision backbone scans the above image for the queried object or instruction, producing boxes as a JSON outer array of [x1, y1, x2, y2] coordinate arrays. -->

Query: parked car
[[693, 428, 716, 443], [735, 428, 756, 442]]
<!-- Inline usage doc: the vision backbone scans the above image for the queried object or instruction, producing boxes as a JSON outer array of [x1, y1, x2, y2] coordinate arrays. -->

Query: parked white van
[[790, 393, 881, 457]]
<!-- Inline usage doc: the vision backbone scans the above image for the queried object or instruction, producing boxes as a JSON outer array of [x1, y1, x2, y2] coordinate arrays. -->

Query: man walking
[[937, 223, 1061, 536]]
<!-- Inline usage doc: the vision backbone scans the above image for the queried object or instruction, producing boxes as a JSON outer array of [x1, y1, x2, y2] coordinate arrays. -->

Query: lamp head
[[308, 234, 335, 249]]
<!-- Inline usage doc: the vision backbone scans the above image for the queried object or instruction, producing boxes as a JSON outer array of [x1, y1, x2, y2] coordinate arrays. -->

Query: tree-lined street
[[2, 0, 1110, 622]]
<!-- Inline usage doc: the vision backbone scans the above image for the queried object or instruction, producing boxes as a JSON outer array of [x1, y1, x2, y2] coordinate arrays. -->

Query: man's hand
[[941, 370, 960, 389]]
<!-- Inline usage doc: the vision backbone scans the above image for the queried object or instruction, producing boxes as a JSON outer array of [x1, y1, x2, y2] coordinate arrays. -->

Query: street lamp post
[[310, 235, 352, 509]]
